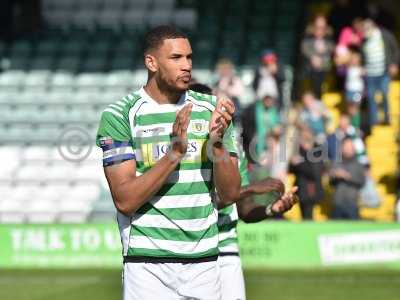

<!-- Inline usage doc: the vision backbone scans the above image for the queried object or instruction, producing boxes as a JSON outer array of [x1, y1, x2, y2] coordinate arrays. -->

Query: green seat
[[56, 56, 81, 73]]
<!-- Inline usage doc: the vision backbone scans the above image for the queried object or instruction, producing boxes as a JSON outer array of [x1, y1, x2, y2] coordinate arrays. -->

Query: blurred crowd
[[202, 3, 399, 220]]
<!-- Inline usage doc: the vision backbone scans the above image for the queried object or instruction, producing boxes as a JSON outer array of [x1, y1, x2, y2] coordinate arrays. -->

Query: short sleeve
[[222, 122, 238, 157], [238, 151, 250, 187], [96, 110, 135, 167]]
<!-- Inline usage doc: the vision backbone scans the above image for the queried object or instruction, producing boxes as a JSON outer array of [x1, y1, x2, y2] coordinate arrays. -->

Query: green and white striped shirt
[[96, 87, 237, 260], [217, 148, 249, 254]]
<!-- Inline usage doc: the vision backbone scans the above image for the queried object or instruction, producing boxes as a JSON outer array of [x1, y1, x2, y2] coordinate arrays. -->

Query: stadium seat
[[0, 71, 26, 92], [44, 11, 74, 29], [148, 10, 173, 27], [50, 72, 76, 92], [0, 199, 26, 223], [98, 10, 122, 30], [23, 71, 51, 91], [153, 0, 175, 10], [127, 0, 151, 10], [75, 73, 106, 91], [27, 199, 58, 223], [173, 9, 197, 30], [22, 146, 52, 161], [121, 9, 147, 30]]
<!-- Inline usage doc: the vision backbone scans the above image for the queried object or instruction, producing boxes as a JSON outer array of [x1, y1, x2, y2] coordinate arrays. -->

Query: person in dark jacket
[[301, 14, 335, 98], [289, 129, 325, 220], [330, 137, 366, 219]]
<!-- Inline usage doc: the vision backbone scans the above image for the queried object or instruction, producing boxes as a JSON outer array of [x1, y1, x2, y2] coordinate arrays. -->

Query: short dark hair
[[143, 25, 187, 54]]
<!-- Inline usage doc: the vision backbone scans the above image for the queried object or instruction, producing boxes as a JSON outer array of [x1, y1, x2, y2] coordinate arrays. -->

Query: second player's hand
[[251, 178, 285, 195], [170, 104, 192, 160], [271, 186, 299, 214], [209, 98, 235, 141]]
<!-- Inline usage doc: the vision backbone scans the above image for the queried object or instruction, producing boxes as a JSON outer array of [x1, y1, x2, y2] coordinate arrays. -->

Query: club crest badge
[[190, 120, 208, 136]]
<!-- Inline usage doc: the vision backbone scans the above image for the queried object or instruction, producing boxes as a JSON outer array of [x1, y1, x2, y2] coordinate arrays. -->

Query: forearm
[[110, 155, 180, 215], [237, 198, 268, 223], [213, 146, 241, 206]]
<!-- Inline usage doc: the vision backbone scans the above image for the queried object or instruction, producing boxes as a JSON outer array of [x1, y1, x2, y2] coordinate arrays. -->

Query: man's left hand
[[209, 98, 235, 141], [271, 186, 299, 214]]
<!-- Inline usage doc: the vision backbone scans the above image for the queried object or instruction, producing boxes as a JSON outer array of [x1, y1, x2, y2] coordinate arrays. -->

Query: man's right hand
[[250, 177, 285, 195], [169, 103, 192, 160]]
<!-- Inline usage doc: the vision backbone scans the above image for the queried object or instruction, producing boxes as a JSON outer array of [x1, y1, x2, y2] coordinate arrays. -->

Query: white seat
[[75, 73, 105, 92], [0, 199, 25, 223], [46, 164, 77, 180], [16, 164, 48, 181], [23, 71, 51, 91], [0, 146, 21, 178], [26, 200, 58, 223], [22, 146, 51, 161], [75, 164, 103, 180], [0, 71, 26, 92], [41, 183, 73, 200], [58, 195, 91, 223], [133, 69, 148, 86], [50, 72, 75, 92]]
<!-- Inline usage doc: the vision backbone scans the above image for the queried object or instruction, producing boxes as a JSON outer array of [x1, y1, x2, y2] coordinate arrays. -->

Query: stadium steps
[[317, 81, 400, 221]]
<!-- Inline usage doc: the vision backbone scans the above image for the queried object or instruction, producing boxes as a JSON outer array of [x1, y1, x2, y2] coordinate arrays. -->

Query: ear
[[144, 54, 158, 72]]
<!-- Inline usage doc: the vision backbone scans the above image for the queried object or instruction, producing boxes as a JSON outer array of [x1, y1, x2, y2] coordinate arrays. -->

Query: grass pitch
[[0, 268, 399, 300]]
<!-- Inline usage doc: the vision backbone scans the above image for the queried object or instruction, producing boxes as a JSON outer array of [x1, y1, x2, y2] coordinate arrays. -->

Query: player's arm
[[237, 186, 298, 223], [102, 104, 193, 216], [211, 98, 241, 206]]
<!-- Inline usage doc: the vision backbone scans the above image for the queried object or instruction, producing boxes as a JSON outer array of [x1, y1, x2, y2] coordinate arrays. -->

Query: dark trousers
[[366, 74, 390, 125], [310, 70, 326, 99], [331, 201, 359, 220], [299, 201, 314, 220]]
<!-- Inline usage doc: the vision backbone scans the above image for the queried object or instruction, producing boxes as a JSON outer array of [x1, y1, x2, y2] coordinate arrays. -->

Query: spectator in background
[[241, 94, 280, 164], [327, 114, 369, 167], [252, 50, 285, 109], [259, 128, 287, 182], [334, 17, 364, 88], [298, 91, 331, 145], [328, 0, 365, 41], [362, 19, 399, 126], [213, 59, 244, 120], [289, 128, 325, 220], [330, 138, 366, 219], [345, 49, 364, 104], [301, 14, 334, 98]]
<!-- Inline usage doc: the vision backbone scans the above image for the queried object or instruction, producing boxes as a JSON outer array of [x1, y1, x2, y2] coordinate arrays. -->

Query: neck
[[144, 75, 182, 104]]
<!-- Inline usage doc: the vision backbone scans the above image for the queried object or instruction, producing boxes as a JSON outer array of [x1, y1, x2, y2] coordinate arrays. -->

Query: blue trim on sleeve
[[103, 153, 135, 167], [100, 141, 132, 151]]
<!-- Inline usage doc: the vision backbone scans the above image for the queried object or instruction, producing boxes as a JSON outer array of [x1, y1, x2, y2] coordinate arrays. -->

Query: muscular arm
[[103, 104, 193, 216], [213, 146, 241, 206], [104, 155, 181, 216]]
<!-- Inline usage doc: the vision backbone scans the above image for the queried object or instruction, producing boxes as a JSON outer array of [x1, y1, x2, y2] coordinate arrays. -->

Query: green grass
[[0, 268, 399, 300]]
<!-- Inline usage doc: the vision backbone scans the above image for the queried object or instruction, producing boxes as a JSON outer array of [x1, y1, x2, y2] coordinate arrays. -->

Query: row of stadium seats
[[0, 145, 112, 223], [43, 0, 177, 11], [0, 70, 253, 93], [44, 8, 197, 31], [0, 0, 300, 72]]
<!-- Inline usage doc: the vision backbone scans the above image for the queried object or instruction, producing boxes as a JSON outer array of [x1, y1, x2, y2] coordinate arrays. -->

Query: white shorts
[[218, 255, 246, 300], [123, 261, 221, 300]]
